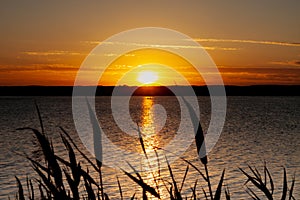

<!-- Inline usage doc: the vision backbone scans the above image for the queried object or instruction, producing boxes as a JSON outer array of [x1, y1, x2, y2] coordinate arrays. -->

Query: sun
[[137, 70, 158, 84]]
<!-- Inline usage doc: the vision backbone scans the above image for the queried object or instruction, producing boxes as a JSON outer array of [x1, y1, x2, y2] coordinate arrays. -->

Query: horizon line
[[1, 84, 300, 87]]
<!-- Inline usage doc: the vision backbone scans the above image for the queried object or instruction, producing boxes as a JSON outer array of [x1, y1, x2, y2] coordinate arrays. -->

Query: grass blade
[[225, 187, 230, 200], [142, 188, 147, 200], [117, 176, 123, 200], [180, 157, 207, 182], [104, 193, 110, 200], [27, 177, 34, 200], [240, 167, 273, 199], [136, 124, 148, 159], [86, 98, 103, 166], [31, 162, 61, 198], [165, 156, 181, 199], [122, 169, 160, 198], [130, 193, 136, 200], [34, 101, 44, 134], [281, 168, 287, 200], [179, 165, 189, 192], [214, 169, 225, 200], [265, 165, 274, 195], [18, 127, 63, 189], [15, 176, 25, 200], [204, 164, 213, 200], [59, 127, 99, 172], [83, 175, 96, 200], [63, 169, 79, 199], [55, 155, 99, 187], [181, 96, 207, 165], [191, 180, 198, 200], [289, 173, 295, 200], [126, 161, 143, 180], [246, 186, 260, 200], [202, 187, 208, 200], [86, 98, 104, 199], [61, 134, 80, 186], [169, 185, 175, 200]]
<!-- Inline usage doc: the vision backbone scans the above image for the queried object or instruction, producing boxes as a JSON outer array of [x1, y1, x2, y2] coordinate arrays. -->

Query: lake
[[0, 96, 299, 199]]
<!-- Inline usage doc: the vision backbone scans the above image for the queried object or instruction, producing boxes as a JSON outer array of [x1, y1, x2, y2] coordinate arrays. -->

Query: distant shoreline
[[0, 85, 299, 96]]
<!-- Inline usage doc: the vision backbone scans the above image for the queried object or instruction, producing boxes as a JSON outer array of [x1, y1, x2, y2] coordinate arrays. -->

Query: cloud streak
[[22, 51, 84, 56], [193, 38, 300, 47], [83, 41, 238, 51], [82, 37, 300, 52], [269, 60, 300, 67], [0, 64, 79, 72]]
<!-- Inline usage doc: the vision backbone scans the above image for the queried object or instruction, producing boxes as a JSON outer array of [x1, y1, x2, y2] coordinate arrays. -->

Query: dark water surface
[[0, 96, 299, 199]]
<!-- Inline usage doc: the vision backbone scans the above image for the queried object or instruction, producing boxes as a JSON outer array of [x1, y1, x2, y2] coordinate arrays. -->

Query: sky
[[0, 0, 299, 86]]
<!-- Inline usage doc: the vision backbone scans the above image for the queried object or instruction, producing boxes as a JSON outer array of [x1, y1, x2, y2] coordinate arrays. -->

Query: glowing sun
[[137, 71, 158, 84]]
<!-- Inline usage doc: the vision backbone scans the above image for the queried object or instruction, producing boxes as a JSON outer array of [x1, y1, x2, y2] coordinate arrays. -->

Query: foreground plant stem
[[204, 164, 213, 200]]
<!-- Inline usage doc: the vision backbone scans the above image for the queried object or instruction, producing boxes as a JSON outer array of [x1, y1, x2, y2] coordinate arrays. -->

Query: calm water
[[0, 96, 299, 199]]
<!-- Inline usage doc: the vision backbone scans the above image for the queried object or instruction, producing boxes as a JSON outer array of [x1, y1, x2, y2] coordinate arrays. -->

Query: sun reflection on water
[[140, 97, 159, 153], [138, 96, 168, 199]]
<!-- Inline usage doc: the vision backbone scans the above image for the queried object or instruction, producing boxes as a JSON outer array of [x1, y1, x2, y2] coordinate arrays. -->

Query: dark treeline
[[0, 85, 299, 96]]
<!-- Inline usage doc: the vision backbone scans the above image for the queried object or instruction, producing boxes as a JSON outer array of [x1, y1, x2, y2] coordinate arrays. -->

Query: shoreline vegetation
[[1, 85, 300, 96], [13, 102, 296, 199]]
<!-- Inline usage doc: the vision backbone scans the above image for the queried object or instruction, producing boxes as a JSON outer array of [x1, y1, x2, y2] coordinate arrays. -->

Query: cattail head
[[181, 96, 207, 165], [86, 98, 103, 167]]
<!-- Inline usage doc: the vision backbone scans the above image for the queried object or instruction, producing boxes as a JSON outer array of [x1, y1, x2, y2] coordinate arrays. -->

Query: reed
[[86, 98, 104, 199], [13, 102, 297, 199], [239, 163, 296, 200]]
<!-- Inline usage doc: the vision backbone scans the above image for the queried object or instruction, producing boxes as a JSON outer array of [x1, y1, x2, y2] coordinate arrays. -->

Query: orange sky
[[99, 49, 204, 86], [0, 1, 299, 86]]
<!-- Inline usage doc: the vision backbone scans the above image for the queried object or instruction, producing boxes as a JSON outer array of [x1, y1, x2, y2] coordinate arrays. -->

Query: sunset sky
[[0, 0, 299, 86]]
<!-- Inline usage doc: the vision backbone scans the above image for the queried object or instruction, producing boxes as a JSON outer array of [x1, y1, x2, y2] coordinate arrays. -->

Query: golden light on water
[[140, 97, 159, 153], [139, 96, 166, 198]]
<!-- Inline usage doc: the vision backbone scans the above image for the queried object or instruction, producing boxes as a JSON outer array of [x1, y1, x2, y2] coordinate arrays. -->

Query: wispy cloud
[[81, 41, 101, 45], [193, 38, 300, 47], [218, 65, 300, 85], [0, 64, 78, 72], [22, 51, 84, 56], [103, 53, 118, 57], [82, 40, 238, 51], [204, 46, 238, 51], [83, 38, 300, 49], [269, 60, 300, 67], [103, 53, 136, 57]]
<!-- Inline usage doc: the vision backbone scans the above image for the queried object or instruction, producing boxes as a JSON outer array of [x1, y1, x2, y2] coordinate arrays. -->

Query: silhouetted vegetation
[[13, 102, 296, 199]]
